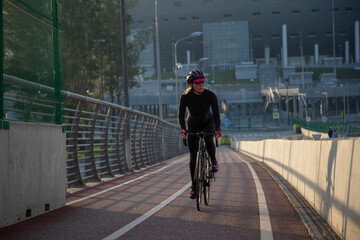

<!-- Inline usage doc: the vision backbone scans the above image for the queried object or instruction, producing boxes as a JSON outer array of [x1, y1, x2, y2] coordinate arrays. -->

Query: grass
[[219, 135, 231, 145]]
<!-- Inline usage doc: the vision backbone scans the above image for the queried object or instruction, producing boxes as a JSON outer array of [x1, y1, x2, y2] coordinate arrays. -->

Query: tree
[[59, 0, 150, 104], [3, 0, 54, 86]]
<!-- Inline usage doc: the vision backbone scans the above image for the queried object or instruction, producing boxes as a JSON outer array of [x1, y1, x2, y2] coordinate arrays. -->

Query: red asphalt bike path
[[0, 147, 310, 240]]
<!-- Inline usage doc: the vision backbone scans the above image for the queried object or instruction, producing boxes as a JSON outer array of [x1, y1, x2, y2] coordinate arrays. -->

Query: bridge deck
[[1, 147, 312, 240]]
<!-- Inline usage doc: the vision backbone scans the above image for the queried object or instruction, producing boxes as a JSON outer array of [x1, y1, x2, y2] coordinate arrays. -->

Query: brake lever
[[183, 138, 188, 147]]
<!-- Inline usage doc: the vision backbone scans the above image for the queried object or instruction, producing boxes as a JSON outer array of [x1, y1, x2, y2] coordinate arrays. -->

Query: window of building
[[339, 31, 346, 36], [163, 18, 169, 22], [272, 11, 280, 15], [254, 34, 262, 40], [290, 33, 298, 39], [330, 7, 339, 12], [254, 35, 262, 40], [345, 7, 353, 12], [252, 12, 261, 16], [224, 14, 232, 17], [272, 34, 280, 39], [326, 31, 333, 37], [179, 17, 186, 21], [291, 10, 301, 14], [174, 2, 183, 7], [192, 16, 200, 20], [308, 33, 316, 38], [311, 9, 320, 13]]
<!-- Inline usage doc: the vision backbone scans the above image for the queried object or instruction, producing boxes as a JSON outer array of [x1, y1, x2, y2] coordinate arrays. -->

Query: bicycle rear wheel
[[204, 154, 211, 205], [196, 151, 204, 211]]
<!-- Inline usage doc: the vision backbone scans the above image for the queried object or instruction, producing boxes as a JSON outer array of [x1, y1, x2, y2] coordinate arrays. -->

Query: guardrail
[[3, 74, 187, 187], [231, 138, 360, 240]]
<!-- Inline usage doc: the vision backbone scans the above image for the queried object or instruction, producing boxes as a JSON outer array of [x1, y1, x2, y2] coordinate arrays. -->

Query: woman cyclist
[[178, 69, 221, 199]]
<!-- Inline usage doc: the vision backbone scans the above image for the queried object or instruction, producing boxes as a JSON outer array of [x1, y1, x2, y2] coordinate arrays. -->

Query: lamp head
[[190, 32, 202, 38]]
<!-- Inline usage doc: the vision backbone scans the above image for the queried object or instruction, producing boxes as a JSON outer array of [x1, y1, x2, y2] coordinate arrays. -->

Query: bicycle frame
[[186, 131, 216, 211]]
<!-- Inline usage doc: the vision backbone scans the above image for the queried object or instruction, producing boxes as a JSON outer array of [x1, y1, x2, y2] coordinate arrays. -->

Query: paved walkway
[[0, 147, 311, 240]]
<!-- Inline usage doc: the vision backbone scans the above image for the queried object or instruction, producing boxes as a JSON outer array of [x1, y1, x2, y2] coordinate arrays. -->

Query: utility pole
[[120, 0, 131, 171], [299, 31, 304, 89], [121, 0, 129, 107]]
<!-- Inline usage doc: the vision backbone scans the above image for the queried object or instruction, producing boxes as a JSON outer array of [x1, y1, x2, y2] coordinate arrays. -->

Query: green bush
[[219, 135, 231, 145]]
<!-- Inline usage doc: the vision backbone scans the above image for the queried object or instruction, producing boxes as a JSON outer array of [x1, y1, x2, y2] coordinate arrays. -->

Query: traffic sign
[[273, 112, 279, 119], [225, 120, 231, 127], [305, 116, 311, 122], [321, 116, 328, 123]]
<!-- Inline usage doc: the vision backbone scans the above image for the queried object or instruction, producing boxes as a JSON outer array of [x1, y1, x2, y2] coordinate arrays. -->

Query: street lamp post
[[199, 57, 209, 71], [285, 79, 290, 125], [343, 87, 346, 122], [155, 0, 163, 119], [174, 32, 202, 108], [331, 0, 337, 79], [298, 93, 308, 120], [322, 91, 328, 117], [299, 31, 304, 89], [121, 0, 129, 108]]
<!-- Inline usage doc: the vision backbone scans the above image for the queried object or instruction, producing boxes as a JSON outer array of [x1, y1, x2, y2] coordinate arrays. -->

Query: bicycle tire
[[204, 153, 211, 205], [196, 151, 203, 211]]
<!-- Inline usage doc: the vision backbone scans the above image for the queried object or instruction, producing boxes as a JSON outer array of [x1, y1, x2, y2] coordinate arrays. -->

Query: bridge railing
[[3, 74, 187, 187], [63, 91, 187, 187]]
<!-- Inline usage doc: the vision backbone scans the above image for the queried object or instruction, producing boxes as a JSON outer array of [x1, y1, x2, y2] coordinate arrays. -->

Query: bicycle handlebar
[[187, 131, 216, 137]]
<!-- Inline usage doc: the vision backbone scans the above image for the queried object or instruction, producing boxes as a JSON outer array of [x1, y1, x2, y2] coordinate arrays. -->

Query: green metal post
[[52, 0, 61, 124], [0, 0, 4, 121]]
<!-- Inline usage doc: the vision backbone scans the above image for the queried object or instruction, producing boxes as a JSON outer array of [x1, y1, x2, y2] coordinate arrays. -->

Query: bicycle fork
[[205, 153, 215, 184]]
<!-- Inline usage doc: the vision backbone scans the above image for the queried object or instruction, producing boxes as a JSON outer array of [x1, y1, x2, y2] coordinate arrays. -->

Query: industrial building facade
[[129, 0, 360, 71], [128, 0, 360, 128]]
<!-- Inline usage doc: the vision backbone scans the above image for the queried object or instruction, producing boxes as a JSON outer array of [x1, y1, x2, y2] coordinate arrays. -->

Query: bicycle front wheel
[[195, 151, 204, 211], [204, 154, 211, 205]]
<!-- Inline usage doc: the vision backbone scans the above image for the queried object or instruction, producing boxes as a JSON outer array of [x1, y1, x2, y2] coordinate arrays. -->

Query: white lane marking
[[103, 182, 191, 240], [232, 152, 274, 240], [66, 158, 185, 206]]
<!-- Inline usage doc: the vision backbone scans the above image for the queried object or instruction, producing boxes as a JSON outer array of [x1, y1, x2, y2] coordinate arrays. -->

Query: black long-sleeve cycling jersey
[[178, 88, 221, 131]]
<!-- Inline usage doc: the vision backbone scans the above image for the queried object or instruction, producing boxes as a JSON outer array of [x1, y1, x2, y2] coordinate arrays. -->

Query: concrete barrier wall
[[301, 127, 329, 139], [0, 122, 66, 227], [231, 137, 360, 240]]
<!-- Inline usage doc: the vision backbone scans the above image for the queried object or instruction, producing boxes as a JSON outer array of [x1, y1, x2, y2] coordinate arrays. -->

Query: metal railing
[[3, 74, 187, 187], [292, 118, 360, 137], [63, 92, 187, 187]]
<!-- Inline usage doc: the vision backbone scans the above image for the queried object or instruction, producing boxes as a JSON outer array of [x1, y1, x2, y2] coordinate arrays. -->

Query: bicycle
[[184, 131, 218, 211]]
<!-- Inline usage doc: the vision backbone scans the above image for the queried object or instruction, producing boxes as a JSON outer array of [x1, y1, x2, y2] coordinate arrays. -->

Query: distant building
[[129, 0, 360, 71], [129, 0, 360, 125], [203, 21, 250, 69]]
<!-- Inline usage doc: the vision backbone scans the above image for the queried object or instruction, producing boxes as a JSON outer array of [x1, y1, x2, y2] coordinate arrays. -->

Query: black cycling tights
[[187, 121, 216, 182]]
